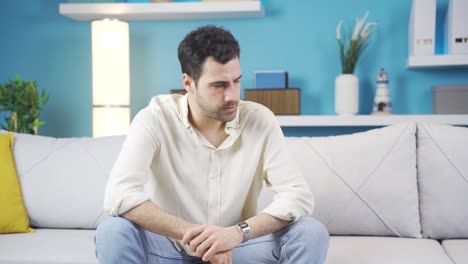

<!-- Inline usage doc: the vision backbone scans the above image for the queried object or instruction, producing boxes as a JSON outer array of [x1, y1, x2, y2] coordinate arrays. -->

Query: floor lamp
[[91, 19, 130, 137]]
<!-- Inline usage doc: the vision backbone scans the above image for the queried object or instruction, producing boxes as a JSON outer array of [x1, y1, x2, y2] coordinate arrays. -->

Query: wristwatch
[[236, 221, 250, 243]]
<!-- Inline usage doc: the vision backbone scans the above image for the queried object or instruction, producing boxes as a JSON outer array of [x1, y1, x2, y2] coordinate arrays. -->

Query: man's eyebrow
[[209, 74, 243, 85]]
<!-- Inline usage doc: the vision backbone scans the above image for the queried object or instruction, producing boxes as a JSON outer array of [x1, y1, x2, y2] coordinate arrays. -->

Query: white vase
[[335, 74, 359, 116]]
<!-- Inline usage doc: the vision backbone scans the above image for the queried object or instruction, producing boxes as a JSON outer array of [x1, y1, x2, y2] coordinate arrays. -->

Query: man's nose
[[224, 84, 239, 102]]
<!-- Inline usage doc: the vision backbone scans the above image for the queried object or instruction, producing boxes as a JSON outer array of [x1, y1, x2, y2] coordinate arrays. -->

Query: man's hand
[[181, 225, 243, 262], [210, 250, 233, 264]]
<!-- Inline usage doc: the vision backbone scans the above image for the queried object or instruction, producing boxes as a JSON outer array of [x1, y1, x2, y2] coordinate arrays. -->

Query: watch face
[[238, 222, 249, 229]]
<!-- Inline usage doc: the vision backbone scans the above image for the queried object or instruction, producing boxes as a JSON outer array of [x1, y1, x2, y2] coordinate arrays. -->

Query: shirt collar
[[225, 105, 240, 129], [179, 94, 241, 131], [180, 94, 191, 129]]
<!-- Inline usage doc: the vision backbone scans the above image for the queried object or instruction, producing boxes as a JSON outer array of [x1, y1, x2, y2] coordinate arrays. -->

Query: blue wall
[[1, 0, 467, 137]]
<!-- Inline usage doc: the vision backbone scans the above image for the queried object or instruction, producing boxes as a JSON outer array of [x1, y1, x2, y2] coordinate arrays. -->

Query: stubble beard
[[199, 97, 238, 123], [192, 85, 238, 123], [210, 103, 238, 123]]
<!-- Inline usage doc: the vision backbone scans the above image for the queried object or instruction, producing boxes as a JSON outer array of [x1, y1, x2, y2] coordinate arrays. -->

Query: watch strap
[[236, 221, 250, 243]]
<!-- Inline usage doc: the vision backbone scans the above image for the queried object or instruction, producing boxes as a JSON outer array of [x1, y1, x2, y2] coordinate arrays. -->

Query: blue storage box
[[254, 71, 289, 89]]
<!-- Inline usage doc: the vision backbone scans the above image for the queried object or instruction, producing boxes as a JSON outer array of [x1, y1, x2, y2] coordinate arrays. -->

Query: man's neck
[[189, 107, 229, 148], [186, 96, 230, 148], [189, 113, 225, 136], [187, 97, 226, 135]]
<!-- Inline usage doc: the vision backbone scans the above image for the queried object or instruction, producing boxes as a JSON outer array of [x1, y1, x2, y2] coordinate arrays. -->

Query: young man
[[95, 25, 329, 264]]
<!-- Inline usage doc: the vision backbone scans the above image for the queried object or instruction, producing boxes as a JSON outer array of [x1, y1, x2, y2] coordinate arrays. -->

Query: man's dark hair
[[178, 25, 240, 85]]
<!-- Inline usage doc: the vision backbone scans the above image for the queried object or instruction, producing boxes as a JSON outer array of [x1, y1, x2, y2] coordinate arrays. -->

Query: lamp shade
[[93, 107, 130, 138], [91, 19, 130, 137]]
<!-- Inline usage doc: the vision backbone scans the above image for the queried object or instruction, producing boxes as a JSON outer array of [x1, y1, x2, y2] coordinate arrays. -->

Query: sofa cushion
[[0, 228, 97, 264], [258, 122, 421, 237], [325, 236, 453, 264], [0, 132, 34, 234], [442, 239, 468, 264], [417, 122, 468, 239], [11, 133, 125, 229]]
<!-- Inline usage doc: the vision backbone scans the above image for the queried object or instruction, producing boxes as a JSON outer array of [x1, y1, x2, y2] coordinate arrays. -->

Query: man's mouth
[[222, 105, 237, 113]]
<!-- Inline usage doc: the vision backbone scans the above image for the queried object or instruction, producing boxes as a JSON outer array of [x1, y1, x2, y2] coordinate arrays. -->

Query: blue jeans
[[95, 216, 329, 264]]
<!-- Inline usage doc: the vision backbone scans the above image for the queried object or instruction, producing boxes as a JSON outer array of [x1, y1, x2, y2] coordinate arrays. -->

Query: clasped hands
[[182, 224, 244, 264]]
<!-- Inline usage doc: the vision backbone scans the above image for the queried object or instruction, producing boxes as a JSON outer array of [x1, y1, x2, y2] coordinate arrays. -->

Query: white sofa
[[0, 121, 467, 264]]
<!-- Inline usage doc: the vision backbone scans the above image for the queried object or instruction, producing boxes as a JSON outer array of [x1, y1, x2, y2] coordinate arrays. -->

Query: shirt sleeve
[[103, 107, 159, 216], [259, 112, 315, 222]]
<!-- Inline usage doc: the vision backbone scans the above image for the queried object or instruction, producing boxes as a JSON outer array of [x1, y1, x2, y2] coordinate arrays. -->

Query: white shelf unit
[[276, 115, 468, 127], [59, 2, 265, 21], [407, 55, 468, 69]]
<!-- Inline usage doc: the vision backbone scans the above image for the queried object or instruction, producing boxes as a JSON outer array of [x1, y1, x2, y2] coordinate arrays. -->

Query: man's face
[[189, 56, 242, 123]]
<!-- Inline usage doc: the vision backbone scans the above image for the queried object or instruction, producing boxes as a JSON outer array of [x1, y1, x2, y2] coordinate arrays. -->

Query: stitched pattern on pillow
[[12, 134, 124, 229], [284, 122, 421, 238], [417, 122, 468, 239], [302, 125, 411, 237]]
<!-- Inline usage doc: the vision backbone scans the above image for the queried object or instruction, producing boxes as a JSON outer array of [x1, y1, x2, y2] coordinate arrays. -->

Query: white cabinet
[[407, 0, 468, 68], [407, 55, 468, 68]]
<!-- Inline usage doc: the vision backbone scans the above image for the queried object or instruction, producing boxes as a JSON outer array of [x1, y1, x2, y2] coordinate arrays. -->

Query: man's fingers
[[182, 225, 204, 245], [196, 239, 212, 257], [207, 250, 232, 264], [202, 243, 219, 262], [190, 232, 209, 253]]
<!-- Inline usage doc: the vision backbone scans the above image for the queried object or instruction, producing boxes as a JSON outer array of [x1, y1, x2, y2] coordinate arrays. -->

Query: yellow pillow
[[0, 132, 34, 233]]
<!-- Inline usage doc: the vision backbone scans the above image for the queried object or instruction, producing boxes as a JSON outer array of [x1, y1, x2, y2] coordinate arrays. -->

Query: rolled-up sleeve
[[259, 116, 315, 222], [103, 108, 159, 216]]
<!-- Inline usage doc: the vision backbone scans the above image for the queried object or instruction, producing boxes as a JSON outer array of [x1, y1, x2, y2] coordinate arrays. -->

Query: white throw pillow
[[258, 121, 421, 238], [417, 122, 468, 239], [11, 133, 125, 229]]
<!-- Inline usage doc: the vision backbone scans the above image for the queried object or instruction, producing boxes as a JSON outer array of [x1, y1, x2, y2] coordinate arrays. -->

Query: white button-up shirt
[[104, 94, 314, 247]]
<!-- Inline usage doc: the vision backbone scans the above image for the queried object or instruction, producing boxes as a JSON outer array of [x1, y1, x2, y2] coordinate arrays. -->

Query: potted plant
[[0, 75, 50, 135], [335, 11, 376, 115]]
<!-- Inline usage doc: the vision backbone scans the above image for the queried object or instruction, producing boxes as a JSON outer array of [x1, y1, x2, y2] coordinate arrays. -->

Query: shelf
[[276, 115, 468, 127], [407, 55, 468, 69], [59, 2, 265, 21]]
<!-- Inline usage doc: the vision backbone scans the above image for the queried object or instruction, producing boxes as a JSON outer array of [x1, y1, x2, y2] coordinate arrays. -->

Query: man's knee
[[96, 216, 138, 240], [95, 216, 146, 263], [95, 216, 142, 254], [295, 217, 330, 249], [279, 217, 329, 263]]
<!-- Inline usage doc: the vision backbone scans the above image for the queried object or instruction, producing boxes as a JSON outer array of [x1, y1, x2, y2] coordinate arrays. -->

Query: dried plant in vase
[[334, 11, 376, 116], [336, 11, 376, 74]]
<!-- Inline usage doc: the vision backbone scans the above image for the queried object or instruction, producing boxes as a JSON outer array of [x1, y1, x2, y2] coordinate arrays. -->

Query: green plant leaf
[[33, 120, 45, 127], [0, 75, 50, 134]]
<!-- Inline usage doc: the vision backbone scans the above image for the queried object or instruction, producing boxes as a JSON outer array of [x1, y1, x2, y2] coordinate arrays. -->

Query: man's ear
[[182, 73, 195, 93]]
